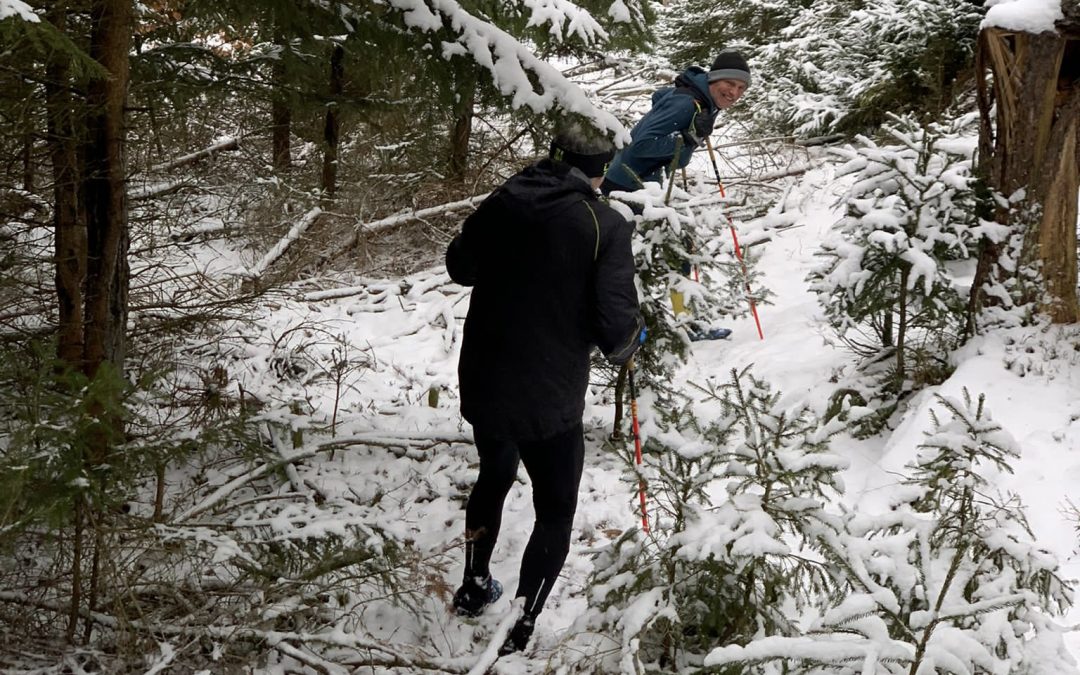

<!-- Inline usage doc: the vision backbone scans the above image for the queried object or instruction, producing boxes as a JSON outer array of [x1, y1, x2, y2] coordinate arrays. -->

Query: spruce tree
[[708, 0, 985, 137], [585, 368, 846, 672], [605, 182, 770, 398], [664, 0, 806, 67], [809, 115, 977, 435], [705, 390, 1076, 675]]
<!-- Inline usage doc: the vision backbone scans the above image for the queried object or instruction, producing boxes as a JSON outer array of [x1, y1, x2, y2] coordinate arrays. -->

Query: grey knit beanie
[[708, 50, 751, 87]]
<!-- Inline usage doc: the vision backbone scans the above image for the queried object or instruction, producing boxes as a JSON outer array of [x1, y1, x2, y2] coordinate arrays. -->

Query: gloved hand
[[680, 111, 713, 149]]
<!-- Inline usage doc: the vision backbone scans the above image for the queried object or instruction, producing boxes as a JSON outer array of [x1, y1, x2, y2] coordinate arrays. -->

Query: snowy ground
[[205, 151, 1080, 673]]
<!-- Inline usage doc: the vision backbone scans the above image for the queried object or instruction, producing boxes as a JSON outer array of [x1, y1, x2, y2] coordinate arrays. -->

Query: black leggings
[[463, 423, 585, 619]]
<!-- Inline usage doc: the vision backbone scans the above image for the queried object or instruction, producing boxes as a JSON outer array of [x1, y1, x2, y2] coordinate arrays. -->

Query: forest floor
[[184, 150, 1080, 673]]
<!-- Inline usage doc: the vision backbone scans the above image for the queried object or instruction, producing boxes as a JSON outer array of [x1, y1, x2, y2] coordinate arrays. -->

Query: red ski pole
[[627, 357, 648, 533], [704, 137, 764, 340]]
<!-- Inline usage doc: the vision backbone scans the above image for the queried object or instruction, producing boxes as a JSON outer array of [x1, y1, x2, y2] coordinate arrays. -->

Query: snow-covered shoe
[[452, 575, 503, 617], [498, 615, 535, 656]]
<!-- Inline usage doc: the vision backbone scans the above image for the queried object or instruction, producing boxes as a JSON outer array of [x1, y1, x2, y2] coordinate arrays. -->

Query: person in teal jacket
[[601, 50, 751, 196]]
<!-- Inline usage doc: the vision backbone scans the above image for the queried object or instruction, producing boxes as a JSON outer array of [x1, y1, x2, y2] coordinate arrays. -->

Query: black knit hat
[[549, 127, 615, 179], [708, 50, 751, 87]]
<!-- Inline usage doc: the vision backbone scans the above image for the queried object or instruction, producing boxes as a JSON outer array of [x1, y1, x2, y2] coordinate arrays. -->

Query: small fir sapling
[[705, 389, 1075, 674], [585, 368, 847, 672], [809, 114, 978, 435]]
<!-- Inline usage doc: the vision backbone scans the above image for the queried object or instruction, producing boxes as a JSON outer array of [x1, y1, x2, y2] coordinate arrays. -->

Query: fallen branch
[[709, 134, 796, 151], [0, 591, 471, 674], [273, 641, 347, 675], [342, 193, 490, 254], [177, 431, 473, 521], [744, 223, 807, 248], [593, 67, 650, 94], [465, 599, 524, 675], [796, 133, 846, 147], [748, 162, 816, 183], [247, 206, 322, 280], [268, 422, 328, 504], [130, 178, 193, 201], [711, 163, 816, 192], [151, 136, 239, 172]]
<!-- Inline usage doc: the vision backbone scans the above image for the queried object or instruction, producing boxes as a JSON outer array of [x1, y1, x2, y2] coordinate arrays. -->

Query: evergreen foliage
[[609, 183, 771, 394], [662, 0, 983, 137], [4, 0, 1075, 670], [0, 345, 131, 539], [705, 390, 1076, 674], [586, 368, 846, 672], [763, 0, 981, 135], [0, 5, 103, 79], [809, 114, 977, 435], [663, 0, 807, 67], [969, 200, 1043, 333]]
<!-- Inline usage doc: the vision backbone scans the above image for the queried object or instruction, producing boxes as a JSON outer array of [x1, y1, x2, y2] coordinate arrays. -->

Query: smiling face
[[709, 78, 748, 109]]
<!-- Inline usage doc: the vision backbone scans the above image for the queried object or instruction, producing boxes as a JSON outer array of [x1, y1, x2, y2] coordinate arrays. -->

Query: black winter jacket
[[447, 159, 643, 441]]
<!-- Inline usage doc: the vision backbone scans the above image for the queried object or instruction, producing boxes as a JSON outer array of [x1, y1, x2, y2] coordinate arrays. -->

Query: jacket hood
[[670, 66, 716, 113], [498, 159, 595, 211]]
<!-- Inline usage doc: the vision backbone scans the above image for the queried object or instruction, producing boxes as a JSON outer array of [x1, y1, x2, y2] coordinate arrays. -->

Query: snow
[[0, 0, 37, 22], [216, 151, 1078, 670], [246, 206, 322, 278], [521, 0, 609, 42], [386, 0, 630, 144], [983, 0, 1065, 33], [28, 33, 1075, 672], [607, 0, 632, 23]]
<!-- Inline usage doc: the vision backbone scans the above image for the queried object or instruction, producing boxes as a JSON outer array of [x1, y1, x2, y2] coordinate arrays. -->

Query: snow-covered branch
[[150, 136, 239, 173], [386, 0, 629, 143], [246, 207, 322, 279]]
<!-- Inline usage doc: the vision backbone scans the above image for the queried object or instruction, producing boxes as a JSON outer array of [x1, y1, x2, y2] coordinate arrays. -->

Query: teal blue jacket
[[604, 66, 718, 191]]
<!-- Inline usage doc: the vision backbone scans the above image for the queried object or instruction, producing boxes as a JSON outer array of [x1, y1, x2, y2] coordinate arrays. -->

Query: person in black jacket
[[446, 125, 644, 655]]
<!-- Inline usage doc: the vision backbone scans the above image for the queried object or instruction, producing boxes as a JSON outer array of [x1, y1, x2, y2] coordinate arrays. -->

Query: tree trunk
[[897, 266, 909, 382], [321, 44, 344, 199], [81, 0, 132, 376], [21, 131, 33, 192], [73, 0, 133, 639], [45, 4, 87, 368], [448, 79, 475, 182], [271, 35, 291, 172], [972, 27, 1080, 323]]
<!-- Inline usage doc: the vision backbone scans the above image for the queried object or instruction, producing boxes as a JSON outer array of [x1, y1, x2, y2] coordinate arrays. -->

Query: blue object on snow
[[688, 327, 732, 342]]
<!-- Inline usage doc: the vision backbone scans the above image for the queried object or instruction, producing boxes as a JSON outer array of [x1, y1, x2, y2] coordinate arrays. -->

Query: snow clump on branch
[[386, 0, 630, 144]]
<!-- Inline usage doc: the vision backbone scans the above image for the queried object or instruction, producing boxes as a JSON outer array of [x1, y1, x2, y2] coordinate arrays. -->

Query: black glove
[[681, 111, 713, 149]]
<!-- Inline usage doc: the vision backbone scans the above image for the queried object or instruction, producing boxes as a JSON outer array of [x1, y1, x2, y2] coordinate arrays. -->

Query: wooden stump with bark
[[973, 5, 1080, 324]]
